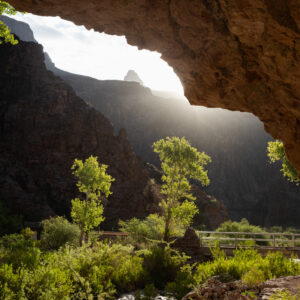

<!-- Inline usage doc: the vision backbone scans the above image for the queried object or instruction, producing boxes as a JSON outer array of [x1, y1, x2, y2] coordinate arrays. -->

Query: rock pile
[[183, 278, 262, 300]]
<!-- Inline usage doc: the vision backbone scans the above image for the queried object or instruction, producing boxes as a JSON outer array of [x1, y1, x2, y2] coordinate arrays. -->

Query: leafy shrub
[[0, 242, 146, 299], [165, 263, 196, 299], [142, 245, 188, 290], [242, 266, 265, 286], [119, 214, 165, 246], [0, 229, 41, 270], [119, 213, 190, 248], [194, 246, 300, 286], [215, 218, 269, 246], [40, 216, 80, 250]]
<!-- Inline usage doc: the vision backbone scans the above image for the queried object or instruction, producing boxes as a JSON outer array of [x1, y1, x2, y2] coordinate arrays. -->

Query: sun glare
[[12, 13, 184, 95]]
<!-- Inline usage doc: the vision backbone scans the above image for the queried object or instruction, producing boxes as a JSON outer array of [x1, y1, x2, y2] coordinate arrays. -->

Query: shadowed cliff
[[45, 56, 300, 228], [0, 24, 229, 230]]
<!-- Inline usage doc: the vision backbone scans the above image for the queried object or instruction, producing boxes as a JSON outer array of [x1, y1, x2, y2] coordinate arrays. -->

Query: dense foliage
[[194, 246, 299, 286], [267, 140, 299, 183], [71, 156, 114, 245], [214, 218, 269, 246], [0, 229, 298, 299], [153, 137, 211, 241], [40, 216, 80, 250], [0, 1, 18, 44]]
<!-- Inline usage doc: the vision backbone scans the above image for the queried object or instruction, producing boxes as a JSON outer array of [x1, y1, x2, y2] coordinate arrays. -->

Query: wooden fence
[[198, 231, 300, 249]]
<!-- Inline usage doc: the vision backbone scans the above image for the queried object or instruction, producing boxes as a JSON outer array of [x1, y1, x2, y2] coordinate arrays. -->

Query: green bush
[[194, 246, 300, 286], [165, 263, 196, 299], [0, 229, 41, 270], [119, 214, 164, 247], [119, 213, 189, 248], [40, 216, 80, 250], [142, 245, 189, 290], [0, 242, 146, 299], [242, 266, 265, 286], [214, 218, 269, 246]]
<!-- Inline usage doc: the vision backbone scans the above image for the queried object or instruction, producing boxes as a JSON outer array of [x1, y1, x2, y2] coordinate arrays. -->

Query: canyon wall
[[9, 0, 300, 176], [0, 36, 229, 229]]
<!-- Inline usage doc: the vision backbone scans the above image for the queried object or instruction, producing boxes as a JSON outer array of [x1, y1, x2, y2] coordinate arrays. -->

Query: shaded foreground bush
[[40, 216, 80, 250], [0, 240, 145, 299], [0, 230, 299, 299]]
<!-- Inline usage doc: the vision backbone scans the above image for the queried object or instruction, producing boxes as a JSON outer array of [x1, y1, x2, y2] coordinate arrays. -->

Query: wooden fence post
[[292, 234, 295, 248]]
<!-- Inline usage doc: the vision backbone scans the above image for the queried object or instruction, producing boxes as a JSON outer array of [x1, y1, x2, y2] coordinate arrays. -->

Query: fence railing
[[197, 231, 300, 249]]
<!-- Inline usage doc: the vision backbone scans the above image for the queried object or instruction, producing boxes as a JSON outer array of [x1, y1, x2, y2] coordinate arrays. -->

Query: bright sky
[[12, 13, 184, 94]]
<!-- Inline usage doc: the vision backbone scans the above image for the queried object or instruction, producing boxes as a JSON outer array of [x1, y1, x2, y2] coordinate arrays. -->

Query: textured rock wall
[[0, 39, 160, 227], [0, 38, 229, 229], [9, 0, 300, 175]]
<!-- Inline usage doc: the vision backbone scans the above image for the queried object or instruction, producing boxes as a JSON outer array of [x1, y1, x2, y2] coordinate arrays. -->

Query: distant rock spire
[[124, 70, 144, 85]]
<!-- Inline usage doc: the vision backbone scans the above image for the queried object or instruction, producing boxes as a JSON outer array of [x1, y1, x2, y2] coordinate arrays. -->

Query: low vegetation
[[195, 245, 299, 286], [0, 139, 299, 299], [0, 229, 298, 299]]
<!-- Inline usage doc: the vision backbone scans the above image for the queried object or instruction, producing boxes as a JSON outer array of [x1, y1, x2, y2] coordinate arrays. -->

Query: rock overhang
[[8, 0, 300, 175]]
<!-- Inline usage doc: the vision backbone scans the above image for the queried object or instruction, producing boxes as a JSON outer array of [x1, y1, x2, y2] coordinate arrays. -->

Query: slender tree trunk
[[163, 212, 171, 242], [79, 229, 84, 246]]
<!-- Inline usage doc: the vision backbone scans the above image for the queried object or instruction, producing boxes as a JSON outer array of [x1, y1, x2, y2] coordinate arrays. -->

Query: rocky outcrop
[[172, 228, 207, 261], [0, 16, 36, 42], [183, 276, 300, 300], [124, 70, 144, 85], [183, 278, 262, 300], [0, 39, 161, 227], [9, 0, 300, 176], [260, 276, 300, 299]]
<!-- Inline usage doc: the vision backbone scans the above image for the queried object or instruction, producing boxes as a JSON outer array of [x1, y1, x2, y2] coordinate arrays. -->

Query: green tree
[[153, 137, 211, 241], [0, 1, 18, 45], [71, 155, 114, 245], [267, 140, 299, 184]]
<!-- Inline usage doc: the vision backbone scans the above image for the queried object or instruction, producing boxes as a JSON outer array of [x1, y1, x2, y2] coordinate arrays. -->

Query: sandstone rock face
[[0, 39, 160, 227], [9, 0, 300, 175]]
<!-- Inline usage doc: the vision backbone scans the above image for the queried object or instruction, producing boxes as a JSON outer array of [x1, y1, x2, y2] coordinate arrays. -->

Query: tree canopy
[[71, 156, 114, 245], [267, 140, 299, 184], [153, 136, 211, 241], [0, 1, 18, 45]]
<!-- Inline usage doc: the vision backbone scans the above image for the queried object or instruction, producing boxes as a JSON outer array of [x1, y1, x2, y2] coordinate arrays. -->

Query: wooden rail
[[198, 231, 300, 249]]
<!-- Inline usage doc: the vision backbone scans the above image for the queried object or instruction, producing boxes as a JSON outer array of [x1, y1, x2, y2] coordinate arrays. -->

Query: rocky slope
[[9, 0, 300, 177], [0, 35, 229, 230], [0, 39, 160, 228], [44, 55, 300, 228]]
